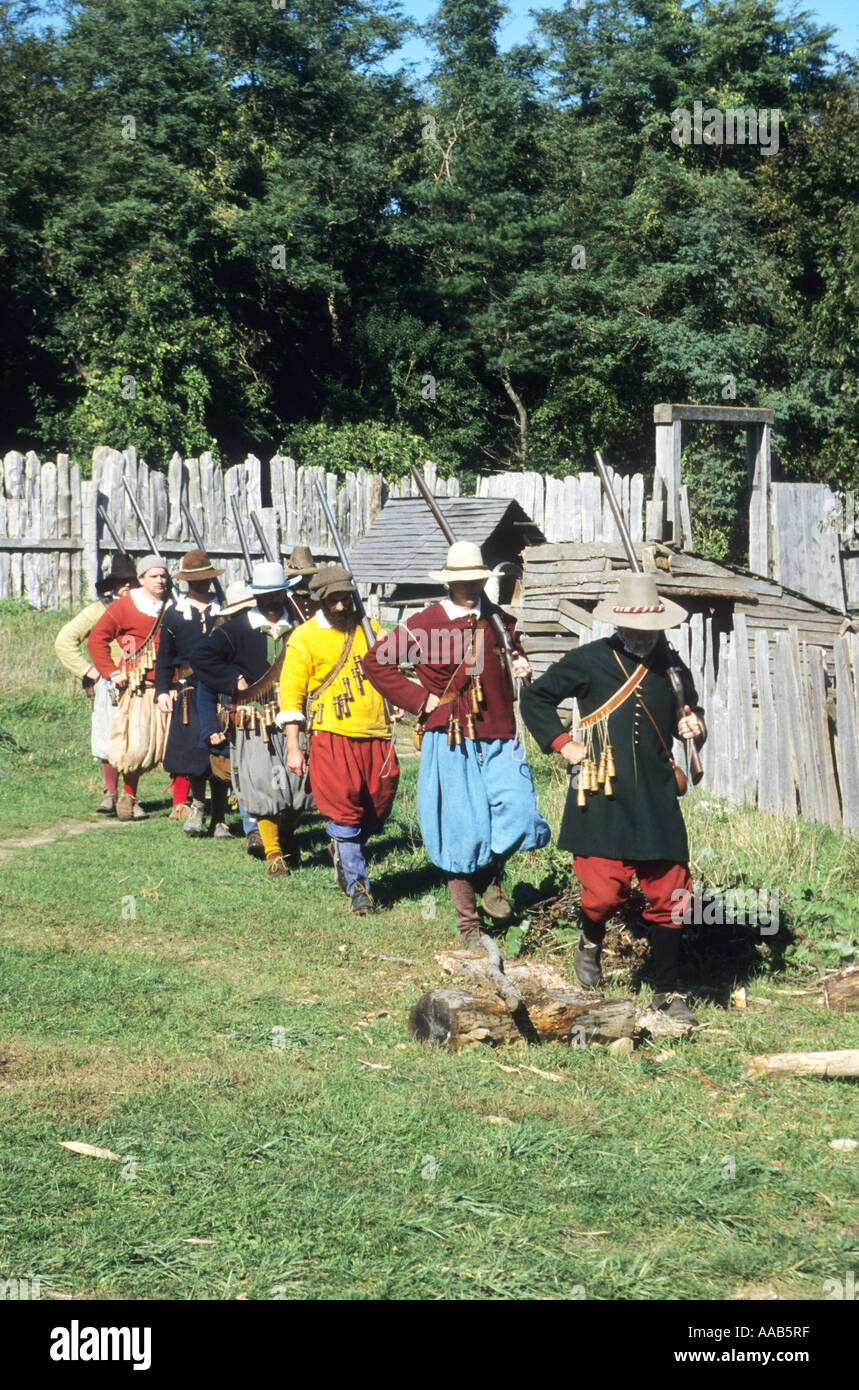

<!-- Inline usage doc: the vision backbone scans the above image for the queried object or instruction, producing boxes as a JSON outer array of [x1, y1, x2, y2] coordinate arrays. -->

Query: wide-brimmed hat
[[137, 553, 167, 579], [428, 541, 491, 584], [218, 580, 256, 616], [593, 572, 687, 630], [96, 557, 139, 594], [174, 548, 224, 582], [285, 545, 319, 578], [308, 565, 357, 601], [250, 560, 289, 593]]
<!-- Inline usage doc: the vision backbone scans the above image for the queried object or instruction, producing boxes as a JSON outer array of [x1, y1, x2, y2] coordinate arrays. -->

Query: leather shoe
[[350, 883, 374, 915], [651, 991, 698, 1026], [246, 829, 265, 860], [480, 879, 513, 922]]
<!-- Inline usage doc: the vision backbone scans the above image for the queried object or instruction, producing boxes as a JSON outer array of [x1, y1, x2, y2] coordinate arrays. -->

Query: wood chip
[[184, 1238, 216, 1244], [485, 1115, 513, 1125], [358, 1060, 391, 1070], [830, 1138, 857, 1151], [59, 1141, 122, 1161], [607, 1036, 634, 1056], [731, 987, 747, 1010]]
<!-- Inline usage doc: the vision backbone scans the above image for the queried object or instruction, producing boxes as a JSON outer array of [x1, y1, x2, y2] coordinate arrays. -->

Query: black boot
[[573, 916, 605, 989], [648, 924, 698, 1025]]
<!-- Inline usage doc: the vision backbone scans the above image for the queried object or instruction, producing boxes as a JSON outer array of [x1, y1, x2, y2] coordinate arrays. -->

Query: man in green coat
[[520, 572, 705, 1024]]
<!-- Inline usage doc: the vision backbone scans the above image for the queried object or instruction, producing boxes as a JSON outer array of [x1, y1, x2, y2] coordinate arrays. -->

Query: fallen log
[[409, 986, 638, 1050], [823, 964, 859, 1012], [745, 1049, 859, 1079]]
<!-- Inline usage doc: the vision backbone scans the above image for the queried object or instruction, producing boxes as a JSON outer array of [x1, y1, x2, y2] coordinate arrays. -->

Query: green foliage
[[280, 420, 448, 481], [1, 0, 858, 539]]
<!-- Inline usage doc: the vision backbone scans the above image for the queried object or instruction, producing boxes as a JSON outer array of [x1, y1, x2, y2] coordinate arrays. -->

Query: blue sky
[[392, 1, 858, 80]]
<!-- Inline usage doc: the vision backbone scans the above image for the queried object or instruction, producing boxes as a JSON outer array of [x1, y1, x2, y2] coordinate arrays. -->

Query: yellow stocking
[[257, 817, 281, 860]]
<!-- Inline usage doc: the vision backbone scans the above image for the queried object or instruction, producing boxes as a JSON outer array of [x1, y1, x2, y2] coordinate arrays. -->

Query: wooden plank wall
[[0, 448, 465, 607]]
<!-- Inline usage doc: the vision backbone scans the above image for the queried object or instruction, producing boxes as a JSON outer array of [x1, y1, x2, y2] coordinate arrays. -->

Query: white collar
[[175, 596, 218, 620], [315, 609, 332, 630], [441, 596, 482, 620], [129, 588, 167, 619], [248, 607, 289, 633]]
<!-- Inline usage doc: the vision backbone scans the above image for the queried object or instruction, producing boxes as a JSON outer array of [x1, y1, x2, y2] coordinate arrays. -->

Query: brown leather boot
[[116, 791, 135, 822], [96, 792, 116, 815], [265, 854, 290, 879]]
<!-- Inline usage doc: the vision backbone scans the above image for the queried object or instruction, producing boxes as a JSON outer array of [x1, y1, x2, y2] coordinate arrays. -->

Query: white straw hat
[[428, 541, 491, 584], [593, 571, 687, 630]]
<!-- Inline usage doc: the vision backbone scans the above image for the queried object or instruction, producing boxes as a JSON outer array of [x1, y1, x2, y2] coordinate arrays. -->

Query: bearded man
[[277, 565, 399, 915], [520, 572, 706, 1025]]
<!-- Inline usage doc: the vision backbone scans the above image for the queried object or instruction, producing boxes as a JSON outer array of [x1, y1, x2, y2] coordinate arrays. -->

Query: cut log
[[408, 986, 638, 1051], [746, 1049, 859, 1079], [823, 965, 859, 1011]]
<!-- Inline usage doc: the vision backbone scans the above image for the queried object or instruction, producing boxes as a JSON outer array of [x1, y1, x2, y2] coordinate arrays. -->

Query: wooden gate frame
[[653, 403, 774, 574]]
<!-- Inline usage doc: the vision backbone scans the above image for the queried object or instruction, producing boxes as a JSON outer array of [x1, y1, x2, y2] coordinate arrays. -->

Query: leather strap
[[306, 627, 357, 714], [578, 657, 647, 731]]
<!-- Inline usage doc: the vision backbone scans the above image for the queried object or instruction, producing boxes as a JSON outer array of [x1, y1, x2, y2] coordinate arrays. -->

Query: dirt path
[[0, 818, 121, 856]]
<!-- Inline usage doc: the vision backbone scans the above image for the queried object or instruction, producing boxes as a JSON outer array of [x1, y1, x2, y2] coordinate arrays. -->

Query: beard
[[616, 628, 660, 659], [326, 603, 358, 633]]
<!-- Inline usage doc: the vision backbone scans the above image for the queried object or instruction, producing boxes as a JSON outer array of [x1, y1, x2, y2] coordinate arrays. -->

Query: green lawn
[[1, 603, 857, 1300]]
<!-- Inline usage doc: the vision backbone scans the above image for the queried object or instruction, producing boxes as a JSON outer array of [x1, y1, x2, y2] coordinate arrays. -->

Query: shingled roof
[[347, 496, 545, 586]]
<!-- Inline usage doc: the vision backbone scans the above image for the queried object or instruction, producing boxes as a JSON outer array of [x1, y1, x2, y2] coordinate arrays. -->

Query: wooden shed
[[348, 495, 545, 623]]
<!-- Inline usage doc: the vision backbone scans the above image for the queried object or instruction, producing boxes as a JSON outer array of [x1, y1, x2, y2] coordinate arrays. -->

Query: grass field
[[1, 602, 857, 1301]]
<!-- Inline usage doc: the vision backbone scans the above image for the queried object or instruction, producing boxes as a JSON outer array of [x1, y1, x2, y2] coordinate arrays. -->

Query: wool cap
[[308, 565, 357, 600], [137, 553, 167, 579]]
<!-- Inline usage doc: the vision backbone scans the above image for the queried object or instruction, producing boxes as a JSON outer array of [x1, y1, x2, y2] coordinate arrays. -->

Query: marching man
[[54, 555, 139, 815], [192, 560, 312, 877], [278, 565, 400, 915], [154, 548, 228, 835], [87, 553, 171, 821], [520, 571, 705, 1024], [363, 540, 550, 945]]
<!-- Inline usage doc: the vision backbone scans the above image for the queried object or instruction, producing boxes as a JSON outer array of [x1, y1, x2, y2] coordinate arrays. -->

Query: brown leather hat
[[308, 565, 357, 600], [174, 548, 224, 582]]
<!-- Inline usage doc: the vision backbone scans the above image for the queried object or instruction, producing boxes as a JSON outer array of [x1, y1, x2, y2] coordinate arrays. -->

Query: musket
[[230, 496, 255, 582], [313, 477, 393, 723], [180, 499, 226, 605], [594, 450, 702, 782], [122, 475, 164, 561], [249, 510, 305, 625], [97, 505, 128, 555], [408, 464, 519, 690]]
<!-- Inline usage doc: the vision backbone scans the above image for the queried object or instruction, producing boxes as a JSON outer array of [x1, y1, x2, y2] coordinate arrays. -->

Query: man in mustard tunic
[[278, 566, 399, 915]]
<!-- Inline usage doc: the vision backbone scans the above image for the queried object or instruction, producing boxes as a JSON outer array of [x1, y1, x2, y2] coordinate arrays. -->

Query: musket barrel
[[122, 476, 163, 559], [594, 451, 640, 573], [231, 497, 254, 581]]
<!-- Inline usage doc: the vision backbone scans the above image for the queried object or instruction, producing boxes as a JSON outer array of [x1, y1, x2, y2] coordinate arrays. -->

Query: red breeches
[[309, 732, 399, 829], [572, 855, 691, 931]]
